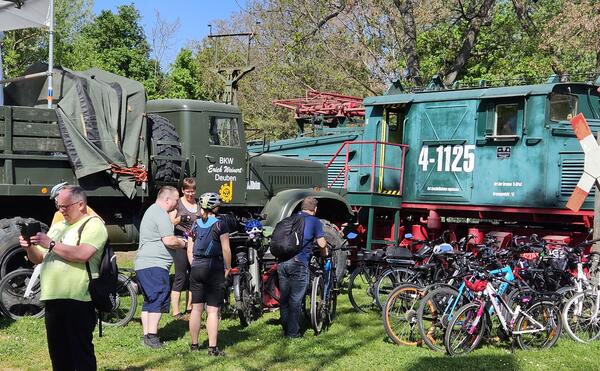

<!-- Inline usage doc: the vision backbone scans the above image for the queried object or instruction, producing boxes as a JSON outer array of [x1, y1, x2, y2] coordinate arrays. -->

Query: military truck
[[0, 64, 353, 278]]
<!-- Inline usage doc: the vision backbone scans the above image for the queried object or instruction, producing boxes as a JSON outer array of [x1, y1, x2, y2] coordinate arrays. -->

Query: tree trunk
[[393, 0, 422, 86], [443, 0, 496, 86]]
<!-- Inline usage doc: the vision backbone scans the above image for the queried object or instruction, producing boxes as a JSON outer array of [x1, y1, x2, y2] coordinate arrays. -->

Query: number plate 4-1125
[[418, 145, 475, 173]]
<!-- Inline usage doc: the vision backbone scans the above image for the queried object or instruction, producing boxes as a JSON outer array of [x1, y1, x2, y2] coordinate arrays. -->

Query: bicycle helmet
[[50, 182, 68, 200], [245, 219, 263, 235], [433, 243, 453, 254], [199, 192, 221, 210]]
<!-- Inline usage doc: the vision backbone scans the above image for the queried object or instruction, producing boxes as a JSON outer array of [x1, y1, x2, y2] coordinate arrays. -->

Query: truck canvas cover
[[4, 63, 147, 198]]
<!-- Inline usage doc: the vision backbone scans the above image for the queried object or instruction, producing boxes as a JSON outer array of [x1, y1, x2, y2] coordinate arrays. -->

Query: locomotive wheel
[[149, 113, 183, 185], [0, 218, 48, 279]]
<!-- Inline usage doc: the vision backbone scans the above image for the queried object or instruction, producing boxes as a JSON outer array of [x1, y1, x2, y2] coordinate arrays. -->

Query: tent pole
[[47, 0, 54, 108], [0, 31, 4, 106]]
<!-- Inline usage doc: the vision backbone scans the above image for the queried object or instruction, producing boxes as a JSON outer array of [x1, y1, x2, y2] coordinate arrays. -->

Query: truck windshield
[[209, 117, 241, 147]]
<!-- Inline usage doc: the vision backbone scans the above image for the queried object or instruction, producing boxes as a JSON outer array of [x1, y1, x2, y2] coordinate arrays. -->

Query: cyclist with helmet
[[187, 192, 232, 356]]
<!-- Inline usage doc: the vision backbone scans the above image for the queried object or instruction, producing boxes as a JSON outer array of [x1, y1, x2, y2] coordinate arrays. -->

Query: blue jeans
[[277, 259, 309, 337]]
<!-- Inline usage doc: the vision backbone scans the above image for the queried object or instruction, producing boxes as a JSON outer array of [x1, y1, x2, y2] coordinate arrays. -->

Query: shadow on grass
[[405, 353, 519, 371], [230, 310, 386, 371], [159, 317, 189, 341], [0, 315, 13, 330]]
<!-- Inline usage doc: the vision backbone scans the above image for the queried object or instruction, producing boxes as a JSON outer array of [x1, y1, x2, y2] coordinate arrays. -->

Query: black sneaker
[[190, 343, 200, 351], [207, 346, 225, 356], [142, 334, 163, 349]]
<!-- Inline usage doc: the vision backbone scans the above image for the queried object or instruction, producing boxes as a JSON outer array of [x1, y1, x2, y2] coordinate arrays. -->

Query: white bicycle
[[0, 265, 138, 327]]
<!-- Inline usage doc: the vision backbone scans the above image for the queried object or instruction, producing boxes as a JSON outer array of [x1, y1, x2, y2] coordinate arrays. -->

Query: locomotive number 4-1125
[[418, 145, 476, 173]]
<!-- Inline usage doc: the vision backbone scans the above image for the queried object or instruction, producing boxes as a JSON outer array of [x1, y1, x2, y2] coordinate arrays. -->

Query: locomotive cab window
[[209, 117, 240, 147], [494, 103, 518, 136], [550, 93, 578, 121]]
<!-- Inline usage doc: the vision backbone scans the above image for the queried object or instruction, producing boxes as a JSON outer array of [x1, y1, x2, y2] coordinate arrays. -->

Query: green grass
[[2, 256, 600, 370]]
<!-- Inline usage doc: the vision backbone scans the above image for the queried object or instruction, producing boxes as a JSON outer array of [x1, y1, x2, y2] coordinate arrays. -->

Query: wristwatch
[[48, 240, 56, 251]]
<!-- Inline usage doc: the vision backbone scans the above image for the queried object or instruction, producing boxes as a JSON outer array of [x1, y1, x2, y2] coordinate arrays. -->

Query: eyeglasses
[[55, 201, 80, 210]]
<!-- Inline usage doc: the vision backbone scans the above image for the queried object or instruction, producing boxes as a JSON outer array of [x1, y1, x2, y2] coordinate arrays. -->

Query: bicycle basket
[[464, 276, 488, 292]]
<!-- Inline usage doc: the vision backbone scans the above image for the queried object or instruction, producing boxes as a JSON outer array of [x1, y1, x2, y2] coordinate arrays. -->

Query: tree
[[69, 5, 153, 83]]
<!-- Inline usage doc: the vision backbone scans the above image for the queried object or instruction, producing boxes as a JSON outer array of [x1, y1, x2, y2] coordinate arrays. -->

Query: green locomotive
[[254, 77, 600, 248]]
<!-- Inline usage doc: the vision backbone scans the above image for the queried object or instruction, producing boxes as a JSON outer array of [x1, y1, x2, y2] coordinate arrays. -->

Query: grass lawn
[[2, 254, 600, 370]]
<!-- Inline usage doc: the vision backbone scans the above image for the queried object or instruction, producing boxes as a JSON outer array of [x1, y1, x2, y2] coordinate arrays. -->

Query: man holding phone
[[19, 185, 107, 371]]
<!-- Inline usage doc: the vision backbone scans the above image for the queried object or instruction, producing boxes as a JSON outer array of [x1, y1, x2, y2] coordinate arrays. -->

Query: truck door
[[202, 113, 247, 206]]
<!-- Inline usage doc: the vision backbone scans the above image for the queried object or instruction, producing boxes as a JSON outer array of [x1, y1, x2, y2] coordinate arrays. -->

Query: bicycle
[[347, 249, 387, 313], [416, 265, 515, 351], [444, 272, 562, 356], [309, 250, 338, 334], [0, 264, 138, 327], [308, 235, 352, 335]]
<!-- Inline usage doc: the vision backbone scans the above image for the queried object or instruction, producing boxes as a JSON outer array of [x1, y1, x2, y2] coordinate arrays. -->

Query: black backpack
[[78, 217, 118, 336], [270, 214, 305, 261]]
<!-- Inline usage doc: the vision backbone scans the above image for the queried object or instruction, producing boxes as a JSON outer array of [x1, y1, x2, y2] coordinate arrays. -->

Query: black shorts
[[189, 260, 225, 307]]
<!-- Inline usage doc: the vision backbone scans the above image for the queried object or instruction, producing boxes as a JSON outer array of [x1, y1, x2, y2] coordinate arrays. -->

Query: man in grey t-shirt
[[135, 186, 186, 349]]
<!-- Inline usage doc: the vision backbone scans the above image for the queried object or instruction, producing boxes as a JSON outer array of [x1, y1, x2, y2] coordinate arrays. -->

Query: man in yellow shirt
[[49, 182, 98, 225], [20, 185, 107, 371]]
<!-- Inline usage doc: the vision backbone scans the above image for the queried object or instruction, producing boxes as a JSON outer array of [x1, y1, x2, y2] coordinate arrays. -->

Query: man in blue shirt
[[277, 197, 328, 338]]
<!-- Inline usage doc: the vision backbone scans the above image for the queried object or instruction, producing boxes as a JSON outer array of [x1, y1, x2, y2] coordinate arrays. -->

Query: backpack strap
[[76, 216, 97, 282], [77, 216, 105, 336]]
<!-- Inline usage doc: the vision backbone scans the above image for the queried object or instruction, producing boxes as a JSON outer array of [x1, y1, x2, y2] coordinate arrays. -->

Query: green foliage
[[69, 5, 153, 83]]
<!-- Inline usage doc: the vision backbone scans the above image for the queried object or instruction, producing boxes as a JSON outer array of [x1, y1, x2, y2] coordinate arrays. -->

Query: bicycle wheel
[[375, 267, 415, 309], [347, 266, 377, 313], [101, 274, 137, 327], [0, 268, 44, 319], [417, 286, 464, 352], [310, 274, 325, 334], [562, 290, 600, 343], [515, 299, 562, 350], [382, 283, 423, 346], [235, 273, 261, 327], [444, 302, 487, 356]]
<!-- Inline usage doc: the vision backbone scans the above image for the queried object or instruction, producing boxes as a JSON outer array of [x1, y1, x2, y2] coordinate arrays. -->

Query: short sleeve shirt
[[295, 212, 325, 265], [134, 203, 176, 271], [38, 216, 108, 301]]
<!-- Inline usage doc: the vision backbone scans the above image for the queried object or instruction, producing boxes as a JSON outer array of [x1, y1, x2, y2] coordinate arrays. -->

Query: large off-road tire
[[320, 219, 347, 282], [0, 217, 48, 279], [148, 113, 183, 185]]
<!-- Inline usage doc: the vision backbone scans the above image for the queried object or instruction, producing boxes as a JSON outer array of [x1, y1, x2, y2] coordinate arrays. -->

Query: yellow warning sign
[[219, 181, 233, 203]]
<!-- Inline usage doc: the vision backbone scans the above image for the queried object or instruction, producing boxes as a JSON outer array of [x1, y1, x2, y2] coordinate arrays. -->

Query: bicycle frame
[[467, 281, 545, 336], [440, 265, 515, 322]]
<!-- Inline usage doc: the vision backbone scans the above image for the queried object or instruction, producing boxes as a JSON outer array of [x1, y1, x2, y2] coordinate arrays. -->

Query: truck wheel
[[148, 113, 183, 185], [0, 218, 48, 279], [320, 219, 347, 282]]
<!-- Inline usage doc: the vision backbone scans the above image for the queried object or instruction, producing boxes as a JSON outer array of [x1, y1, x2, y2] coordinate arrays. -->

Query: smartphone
[[18, 221, 41, 244]]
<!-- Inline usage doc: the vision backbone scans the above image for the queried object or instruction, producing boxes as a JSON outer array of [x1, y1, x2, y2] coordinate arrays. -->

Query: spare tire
[[320, 219, 347, 283], [148, 113, 183, 185]]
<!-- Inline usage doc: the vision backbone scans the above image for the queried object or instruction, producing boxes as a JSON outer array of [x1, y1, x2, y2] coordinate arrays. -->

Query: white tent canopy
[[0, 0, 53, 107], [0, 0, 50, 31]]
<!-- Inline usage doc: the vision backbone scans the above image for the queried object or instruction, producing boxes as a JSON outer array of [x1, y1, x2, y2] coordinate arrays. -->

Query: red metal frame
[[273, 90, 365, 118], [326, 140, 409, 194]]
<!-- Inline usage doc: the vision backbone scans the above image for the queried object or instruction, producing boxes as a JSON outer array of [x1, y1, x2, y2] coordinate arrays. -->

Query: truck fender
[[260, 188, 353, 227]]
